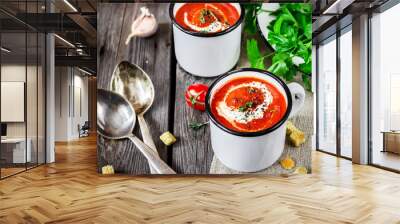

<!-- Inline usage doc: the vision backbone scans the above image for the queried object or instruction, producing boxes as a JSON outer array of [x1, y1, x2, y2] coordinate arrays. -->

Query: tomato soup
[[175, 3, 240, 33], [211, 77, 287, 132]]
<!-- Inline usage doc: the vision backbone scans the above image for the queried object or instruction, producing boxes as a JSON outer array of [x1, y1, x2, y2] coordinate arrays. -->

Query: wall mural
[[97, 3, 313, 175]]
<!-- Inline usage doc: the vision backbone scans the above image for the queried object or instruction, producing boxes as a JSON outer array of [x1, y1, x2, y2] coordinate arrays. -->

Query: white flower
[[292, 56, 305, 66]]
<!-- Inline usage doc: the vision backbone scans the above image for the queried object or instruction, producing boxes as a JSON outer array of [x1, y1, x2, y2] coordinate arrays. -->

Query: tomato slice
[[185, 83, 208, 111]]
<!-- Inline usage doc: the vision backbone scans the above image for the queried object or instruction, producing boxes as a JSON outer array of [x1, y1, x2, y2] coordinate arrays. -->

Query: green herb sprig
[[245, 3, 312, 91], [189, 121, 209, 131], [243, 3, 262, 35]]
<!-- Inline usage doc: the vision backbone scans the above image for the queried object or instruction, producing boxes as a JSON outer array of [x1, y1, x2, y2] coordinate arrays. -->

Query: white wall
[[1, 65, 26, 138], [55, 66, 69, 141], [54, 66, 89, 141], [1, 64, 46, 164], [1, 65, 43, 138]]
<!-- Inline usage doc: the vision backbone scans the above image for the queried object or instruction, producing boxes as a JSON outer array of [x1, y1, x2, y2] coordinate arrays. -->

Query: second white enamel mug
[[169, 3, 244, 77], [205, 68, 305, 172]]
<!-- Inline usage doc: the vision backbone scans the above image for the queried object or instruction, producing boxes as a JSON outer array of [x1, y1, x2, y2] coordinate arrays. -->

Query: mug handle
[[287, 82, 305, 118]]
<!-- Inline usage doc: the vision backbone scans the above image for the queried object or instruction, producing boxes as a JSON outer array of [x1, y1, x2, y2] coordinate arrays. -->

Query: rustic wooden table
[[97, 3, 313, 175]]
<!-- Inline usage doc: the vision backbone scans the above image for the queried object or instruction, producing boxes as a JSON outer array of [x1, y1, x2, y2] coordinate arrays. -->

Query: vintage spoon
[[97, 88, 175, 174], [110, 61, 160, 174]]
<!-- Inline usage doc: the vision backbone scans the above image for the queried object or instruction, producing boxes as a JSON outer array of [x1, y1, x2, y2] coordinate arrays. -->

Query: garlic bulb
[[125, 7, 158, 44]]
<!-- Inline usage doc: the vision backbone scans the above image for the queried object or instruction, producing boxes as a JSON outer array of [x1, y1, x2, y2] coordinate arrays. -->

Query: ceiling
[[312, 0, 390, 43], [0, 0, 97, 74], [1, 0, 394, 75]]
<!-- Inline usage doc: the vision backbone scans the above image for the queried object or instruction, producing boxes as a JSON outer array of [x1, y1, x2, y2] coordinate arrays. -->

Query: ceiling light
[[1, 47, 11, 53], [322, 0, 355, 15], [78, 67, 93, 76], [54, 34, 75, 48], [63, 0, 78, 12]]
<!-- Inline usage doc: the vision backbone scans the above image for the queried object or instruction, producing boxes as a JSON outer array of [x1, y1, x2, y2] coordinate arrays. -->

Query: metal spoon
[[110, 61, 160, 174], [97, 88, 175, 174]]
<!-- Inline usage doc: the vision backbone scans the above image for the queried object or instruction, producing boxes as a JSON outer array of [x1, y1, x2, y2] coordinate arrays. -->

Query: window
[[317, 36, 337, 154], [316, 25, 353, 159], [370, 2, 400, 171], [339, 27, 352, 158]]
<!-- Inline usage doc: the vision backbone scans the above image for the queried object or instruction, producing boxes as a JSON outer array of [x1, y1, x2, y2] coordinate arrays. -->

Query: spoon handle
[[128, 135, 176, 174], [137, 114, 159, 174]]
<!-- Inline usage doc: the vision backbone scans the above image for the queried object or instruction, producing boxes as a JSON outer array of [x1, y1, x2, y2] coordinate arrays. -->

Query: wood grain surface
[[171, 66, 217, 174], [98, 3, 312, 174], [97, 3, 172, 174]]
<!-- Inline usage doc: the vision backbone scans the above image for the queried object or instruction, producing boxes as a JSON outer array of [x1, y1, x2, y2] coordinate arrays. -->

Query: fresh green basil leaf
[[268, 32, 293, 52], [294, 12, 307, 30], [295, 40, 309, 60], [255, 58, 266, 70], [303, 23, 312, 40], [273, 13, 296, 34], [268, 60, 288, 77], [243, 3, 262, 35], [286, 60, 297, 81], [246, 39, 265, 69], [299, 61, 311, 75], [299, 4, 312, 14], [281, 23, 298, 44], [302, 73, 312, 91], [268, 52, 290, 77]]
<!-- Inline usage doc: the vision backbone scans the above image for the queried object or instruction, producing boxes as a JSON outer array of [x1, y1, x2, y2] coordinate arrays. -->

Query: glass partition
[[1, 31, 28, 177], [317, 35, 337, 155], [339, 27, 352, 158], [27, 31, 38, 169], [38, 32, 45, 165], [0, 2, 46, 179]]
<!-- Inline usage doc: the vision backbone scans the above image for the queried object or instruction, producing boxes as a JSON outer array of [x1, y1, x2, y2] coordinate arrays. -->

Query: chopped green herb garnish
[[189, 121, 209, 131], [190, 96, 196, 105], [238, 106, 246, 112], [238, 101, 254, 112], [199, 9, 217, 24], [199, 9, 207, 24], [245, 101, 254, 108]]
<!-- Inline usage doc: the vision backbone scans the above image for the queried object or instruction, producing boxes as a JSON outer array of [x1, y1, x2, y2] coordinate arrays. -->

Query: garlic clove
[[126, 7, 158, 44]]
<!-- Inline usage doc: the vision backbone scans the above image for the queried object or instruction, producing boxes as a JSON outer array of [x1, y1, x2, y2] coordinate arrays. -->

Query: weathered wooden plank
[[171, 66, 217, 174], [97, 3, 172, 174], [97, 3, 126, 88]]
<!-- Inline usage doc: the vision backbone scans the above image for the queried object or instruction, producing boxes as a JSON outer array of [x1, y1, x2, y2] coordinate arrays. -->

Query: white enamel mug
[[205, 68, 305, 172], [169, 3, 244, 77]]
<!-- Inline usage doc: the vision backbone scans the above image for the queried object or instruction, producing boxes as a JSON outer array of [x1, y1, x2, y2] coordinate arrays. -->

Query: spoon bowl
[[97, 88, 136, 139], [97, 88, 176, 174], [110, 61, 154, 115]]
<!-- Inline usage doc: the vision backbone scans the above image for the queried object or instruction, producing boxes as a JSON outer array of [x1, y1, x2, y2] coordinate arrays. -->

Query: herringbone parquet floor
[[1, 135, 400, 224]]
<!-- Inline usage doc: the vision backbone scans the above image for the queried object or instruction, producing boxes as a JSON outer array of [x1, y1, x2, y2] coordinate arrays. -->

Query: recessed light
[[322, 0, 354, 15], [54, 34, 75, 48], [77, 67, 93, 76], [1, 47, 11, 53], [63, 0, 78, 12]]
